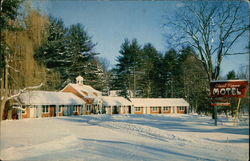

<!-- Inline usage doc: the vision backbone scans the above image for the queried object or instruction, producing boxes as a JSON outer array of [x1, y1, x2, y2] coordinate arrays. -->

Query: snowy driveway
[[1, 114, 249, 161]]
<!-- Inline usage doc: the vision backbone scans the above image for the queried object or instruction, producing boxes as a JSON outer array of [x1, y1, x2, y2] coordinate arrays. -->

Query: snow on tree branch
[[5, 83, 44, 101]]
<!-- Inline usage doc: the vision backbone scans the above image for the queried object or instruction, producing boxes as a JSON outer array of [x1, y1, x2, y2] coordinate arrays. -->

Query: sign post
[[210, 80, 248, 126], [233, 98, 242, 126]]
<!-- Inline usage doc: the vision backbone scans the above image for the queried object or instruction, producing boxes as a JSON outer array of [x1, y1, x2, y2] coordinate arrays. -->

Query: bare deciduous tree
[[164, 1, 249, 81]]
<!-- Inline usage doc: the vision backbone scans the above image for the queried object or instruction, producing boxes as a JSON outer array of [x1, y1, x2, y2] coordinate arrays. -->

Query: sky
[[33, 0, 249, 76]]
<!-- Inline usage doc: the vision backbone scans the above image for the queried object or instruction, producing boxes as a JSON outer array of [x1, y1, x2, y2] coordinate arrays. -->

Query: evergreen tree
[[66, 23, 96, 81], [114, 38, 142, 97], [138, 43, 162, 97], [179, 46, 209, 114], [35, 20, 97, 89], [227, 70, 237, 80], [161, 49, 179, 98], [34, 17, 69, 89], [0, 0, 23, 84]]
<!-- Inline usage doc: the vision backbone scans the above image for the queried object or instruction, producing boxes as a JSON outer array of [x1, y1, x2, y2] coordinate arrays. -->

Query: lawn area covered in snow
[[1, 114, 249, 161]]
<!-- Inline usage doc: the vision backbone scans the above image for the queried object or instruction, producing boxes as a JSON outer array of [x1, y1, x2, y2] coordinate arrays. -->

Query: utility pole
[[214, 106, 217, 126]]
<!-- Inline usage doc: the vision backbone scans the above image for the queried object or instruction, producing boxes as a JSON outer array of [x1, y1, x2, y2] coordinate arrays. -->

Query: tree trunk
[[0, 56, 9, 122], [0, 99, 7, 121]]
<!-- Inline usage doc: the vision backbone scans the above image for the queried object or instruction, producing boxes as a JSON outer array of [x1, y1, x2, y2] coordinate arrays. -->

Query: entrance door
[[50, 106, 56, 117], [128, 106, 131, 114], [172, 106, 176, 114], [113, 106, 119, 114]]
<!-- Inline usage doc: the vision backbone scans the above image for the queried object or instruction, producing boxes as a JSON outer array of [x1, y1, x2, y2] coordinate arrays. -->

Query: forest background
[[0, 0, 249, 119]]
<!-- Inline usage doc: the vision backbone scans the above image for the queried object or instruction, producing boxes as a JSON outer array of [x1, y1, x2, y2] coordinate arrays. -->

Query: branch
[[225, 52, 249, 55], [5, 83, 44, 101], [7, 65, 20, 73], [0, 0, 4, 12], [223, 28, 248, 55]]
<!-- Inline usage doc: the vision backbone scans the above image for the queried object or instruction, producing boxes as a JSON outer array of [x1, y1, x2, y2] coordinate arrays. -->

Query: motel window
[[163, 107, 169, 111], [179, 107, 185, 111], [21, 106, 26, 114], [87, 104, 92, 111], [152, 107, 158, 112], [42, 105, 49, 113], [135, 107, 141, 112], [73, 105, 78, 112]]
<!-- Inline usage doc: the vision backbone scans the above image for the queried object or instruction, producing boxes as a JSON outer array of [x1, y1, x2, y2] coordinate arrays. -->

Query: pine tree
[[227, 70, 237, 80], [137, 43, 162, 97], [114, 38, 142, 97], [35, 20, 97, 89], [34, 17, 69, 89], [161, 49, 179, 98], [179, 46, 209, 113]]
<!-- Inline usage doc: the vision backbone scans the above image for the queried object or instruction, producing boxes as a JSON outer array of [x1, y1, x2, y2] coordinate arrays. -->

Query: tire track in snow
[[99, 121, 193, 144]]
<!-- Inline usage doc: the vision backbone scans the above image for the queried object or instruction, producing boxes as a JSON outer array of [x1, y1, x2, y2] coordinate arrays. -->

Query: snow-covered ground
[[1, 114, 249, 161]]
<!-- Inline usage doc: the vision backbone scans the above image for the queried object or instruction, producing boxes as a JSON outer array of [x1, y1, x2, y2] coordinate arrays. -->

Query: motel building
[[13, 91, 85, 119], [130, 98, 189, 114], [7, 76, 189, 120]]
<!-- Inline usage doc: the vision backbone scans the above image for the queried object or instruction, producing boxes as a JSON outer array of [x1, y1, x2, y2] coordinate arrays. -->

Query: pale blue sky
[[34, 0, 249, 76]]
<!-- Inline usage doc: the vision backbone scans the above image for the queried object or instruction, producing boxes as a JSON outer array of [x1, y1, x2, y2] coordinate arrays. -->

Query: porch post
[[131, 105, 134, 114], [18, 106, 22, 120], [56, 105, 59, 117]]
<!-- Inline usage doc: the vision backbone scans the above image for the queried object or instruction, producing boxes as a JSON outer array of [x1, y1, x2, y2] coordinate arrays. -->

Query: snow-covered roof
[[109, 90, 119, 97], [19, 91, 85, 105], [108, 90, 134, 98], [102, 96, 133, 106], [130, 98, 189, 107], [62, 83, 102, 99]]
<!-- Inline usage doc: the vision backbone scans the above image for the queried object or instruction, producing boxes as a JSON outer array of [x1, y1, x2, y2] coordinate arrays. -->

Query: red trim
[[211, 103, 231, 106]]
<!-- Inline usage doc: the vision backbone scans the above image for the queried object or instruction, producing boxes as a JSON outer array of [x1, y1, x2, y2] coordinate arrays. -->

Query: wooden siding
[[62, 85, 94, 104], [177, 106, 186, 114], [162, 107, 171, 114], [58, 106, 64, 116], [134, 107, 144, 114], [120, 106, 129, 114], [150, 106, 161, 114], [42, 105, 56, 117], [62, 85, 85, 100], [22, 107, 30, 118], [73, 106, 81, 115]]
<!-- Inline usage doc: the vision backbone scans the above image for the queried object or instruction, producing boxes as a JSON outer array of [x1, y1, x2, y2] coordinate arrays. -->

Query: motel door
[[50, 106, 56, 117], [128, 106, 131, 114], [113, 106, 119, 114], [64, 106, 68, 116], [172, 107, 176, 114]]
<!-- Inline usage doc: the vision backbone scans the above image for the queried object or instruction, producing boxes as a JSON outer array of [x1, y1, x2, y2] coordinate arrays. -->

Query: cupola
[[76, 76, 84, 85]]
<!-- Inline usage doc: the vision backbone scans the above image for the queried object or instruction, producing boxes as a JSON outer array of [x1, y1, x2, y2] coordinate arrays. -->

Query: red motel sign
[[210, 80, 248, 98]]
